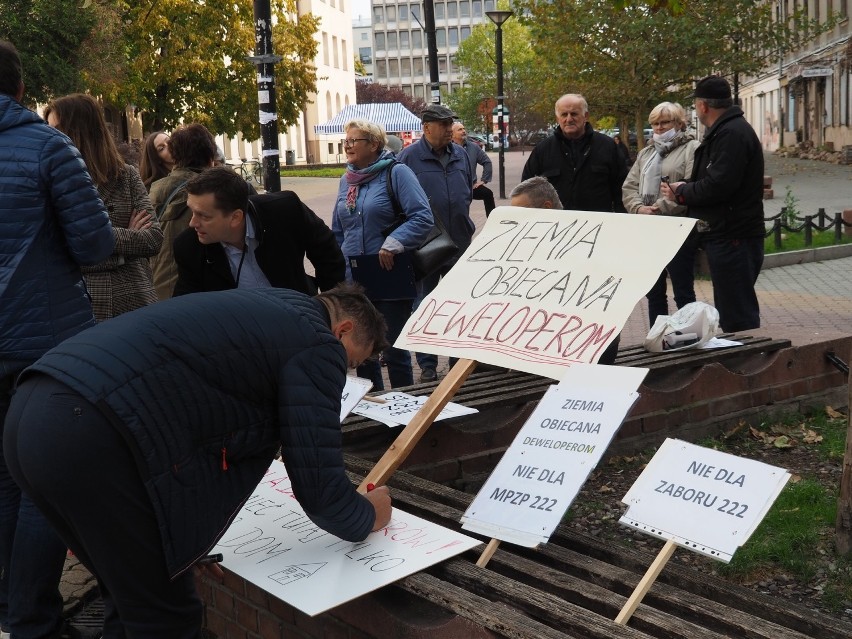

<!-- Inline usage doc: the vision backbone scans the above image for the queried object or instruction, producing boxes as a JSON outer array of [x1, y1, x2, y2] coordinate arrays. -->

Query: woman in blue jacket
[[332, 120, 433, 389]]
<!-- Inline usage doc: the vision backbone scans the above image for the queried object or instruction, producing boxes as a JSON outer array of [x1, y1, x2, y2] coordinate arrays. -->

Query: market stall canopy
[[314, 103, 422, 135]]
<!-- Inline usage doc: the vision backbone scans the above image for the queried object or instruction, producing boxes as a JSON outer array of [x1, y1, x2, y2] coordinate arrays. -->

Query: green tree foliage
[[448, 10, 552, 144], [115, 0, 319, 136], [513, 0, 834, 145]]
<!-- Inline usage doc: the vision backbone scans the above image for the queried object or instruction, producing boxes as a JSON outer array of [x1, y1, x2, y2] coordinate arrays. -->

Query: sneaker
[[1, 630, 10, 639], [419, 367, 437, 383]]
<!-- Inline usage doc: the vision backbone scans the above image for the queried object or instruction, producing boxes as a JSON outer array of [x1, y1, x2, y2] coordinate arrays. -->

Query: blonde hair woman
[[622, 101, 700, 325]]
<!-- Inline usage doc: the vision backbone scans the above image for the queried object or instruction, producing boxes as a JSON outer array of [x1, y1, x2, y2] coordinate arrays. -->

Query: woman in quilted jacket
[[44, 94, 163, 321]]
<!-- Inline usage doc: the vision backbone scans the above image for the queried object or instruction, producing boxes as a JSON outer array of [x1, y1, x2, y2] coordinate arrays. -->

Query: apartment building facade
[[740, 0, 851, 151]]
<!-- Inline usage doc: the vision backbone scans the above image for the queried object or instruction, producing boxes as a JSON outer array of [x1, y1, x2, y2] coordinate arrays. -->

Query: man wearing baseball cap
[[397, 104, 473, 382], [661, 75, 764, 333]]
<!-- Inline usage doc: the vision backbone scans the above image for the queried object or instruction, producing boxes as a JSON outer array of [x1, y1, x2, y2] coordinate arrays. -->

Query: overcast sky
[[351, 0, 371, 21]]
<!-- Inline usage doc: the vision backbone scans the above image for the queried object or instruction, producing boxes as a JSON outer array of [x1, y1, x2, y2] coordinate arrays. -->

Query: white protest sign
[[619, 438, 791, 562], [460, 363, 647, 546], [396, 207, 695, 379], [340, 376, 373, 422], [352, 391, 478, 427], [214, 460, 481, 616]]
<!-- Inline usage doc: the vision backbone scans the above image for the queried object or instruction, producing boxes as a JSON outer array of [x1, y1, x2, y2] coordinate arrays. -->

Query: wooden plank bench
[[343, 456, 852, 639]]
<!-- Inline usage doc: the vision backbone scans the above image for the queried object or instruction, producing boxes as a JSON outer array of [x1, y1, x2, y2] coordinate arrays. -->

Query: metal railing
[[764, 207, 851, 249]]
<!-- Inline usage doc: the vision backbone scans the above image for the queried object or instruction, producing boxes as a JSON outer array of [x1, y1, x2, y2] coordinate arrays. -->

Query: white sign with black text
[[214, 460, 481, 616], [620, 438, 790, 562], [460, 363, 647, 547]]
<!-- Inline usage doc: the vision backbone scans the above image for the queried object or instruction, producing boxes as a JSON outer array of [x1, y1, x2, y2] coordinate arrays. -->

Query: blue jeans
[[357, 299, 414, 390], [412, 265, 453, 373], [647, 230, 698, 325], [701, 236, 764, 332], [0, 364, 67, 639]]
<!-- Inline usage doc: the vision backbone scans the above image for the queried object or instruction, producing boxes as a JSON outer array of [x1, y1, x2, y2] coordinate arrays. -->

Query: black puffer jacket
[[23, 288, 375, 577], [522, 123, 627, 212], [678, 106, 765, 239]]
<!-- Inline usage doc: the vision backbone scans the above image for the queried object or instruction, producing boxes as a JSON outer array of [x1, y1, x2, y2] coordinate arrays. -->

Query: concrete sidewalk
[[59, 150, 852, 618]]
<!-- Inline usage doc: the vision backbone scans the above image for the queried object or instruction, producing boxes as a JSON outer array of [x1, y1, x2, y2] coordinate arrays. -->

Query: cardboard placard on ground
[[214, 460, 481, 616], [340, 376, 373, 421], [352, 391, 478, 427], [620, 438, 791, 562], [396, 207, 695, 379], [461, 363, 647, 546]]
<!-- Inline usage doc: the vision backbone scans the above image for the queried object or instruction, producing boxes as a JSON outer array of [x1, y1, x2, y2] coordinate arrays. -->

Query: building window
[[359, 47, 372, 64], [413, 57, 424, 76], [322, 32, 329, 66], [332, 35, 339, 68], [460, 1, 470, 17], [389, 59, 400, 78], [473, 0, 482, 17], [450, 55, 459, 73], [342, 39, 348, 71], [448, 2, 458, 18], [414, 84, 425, 99], [411, 3, 421, 20], [375, 32, 385, 51], [461, 26, 471, 41], [449, 28, 459, 46], [328, 142, 334, 154], [412, 30, 423, 48], [373, 7, 384, 23], [401, 59, 411, 76], [387, 5, 396, 21], [399, 4, 408, 20], [361, 32, 368, 41], [435, 2, 445, 19], [484, 0, 495, 11], [376, 60, 387, 78], [403, 85, 413, 96], [438, 56, 448, 74], [400, 31, 410, 48], [436, 28, 446, 47], [388, 32, 398, 50]]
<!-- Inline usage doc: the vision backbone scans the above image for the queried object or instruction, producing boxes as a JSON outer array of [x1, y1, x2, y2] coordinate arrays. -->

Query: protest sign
[[214, 460, 481, 616], [461, 363, 647, 547], [340, 376, 373, 421], [620, 438, 791, 562], [352, 391, 478, 427], [396, 207, 695, 379]]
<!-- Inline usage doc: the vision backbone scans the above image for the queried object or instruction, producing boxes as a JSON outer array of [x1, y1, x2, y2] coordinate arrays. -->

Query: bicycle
[[237, 158, 263, 185]]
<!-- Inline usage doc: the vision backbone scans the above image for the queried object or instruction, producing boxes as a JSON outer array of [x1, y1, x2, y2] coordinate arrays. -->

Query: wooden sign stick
[[475, 538, 501, 567], [358, 358, 477, 493], [614, 538, 677, 625]]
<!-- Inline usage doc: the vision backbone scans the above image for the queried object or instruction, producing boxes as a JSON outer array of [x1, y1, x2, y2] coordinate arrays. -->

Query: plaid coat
[[83, 164, 163, 321]]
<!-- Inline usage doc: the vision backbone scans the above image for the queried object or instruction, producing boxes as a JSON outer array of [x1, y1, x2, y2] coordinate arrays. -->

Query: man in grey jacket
[[0, 40, 114, 639], [453, 121, 495, 216]]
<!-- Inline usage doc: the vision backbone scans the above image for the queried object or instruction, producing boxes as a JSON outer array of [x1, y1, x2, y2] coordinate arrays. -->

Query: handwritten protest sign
[[620, 438, 791, 562], [461, 363, 647, 547], [352, 391, 478, 427], [396, 207, 694, 379], [214, 460, 481, 616], [340, 376, 373, 421]]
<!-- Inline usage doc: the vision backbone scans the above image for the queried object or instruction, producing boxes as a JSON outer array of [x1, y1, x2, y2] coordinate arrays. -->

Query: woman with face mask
[[622, 101, 701, 326]]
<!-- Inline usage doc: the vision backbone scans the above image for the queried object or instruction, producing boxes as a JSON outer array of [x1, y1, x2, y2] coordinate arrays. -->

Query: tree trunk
[[836, 342, 852, 555], [635, 110, 646, 152]]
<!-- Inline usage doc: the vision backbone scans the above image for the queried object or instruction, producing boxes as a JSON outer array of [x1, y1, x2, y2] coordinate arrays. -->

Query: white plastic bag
[[643, 301, 721, 353]]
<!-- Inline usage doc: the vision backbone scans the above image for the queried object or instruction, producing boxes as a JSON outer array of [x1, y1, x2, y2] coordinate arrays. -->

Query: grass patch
[[279, 167, 345, 178], [764, 230, 852, 255]]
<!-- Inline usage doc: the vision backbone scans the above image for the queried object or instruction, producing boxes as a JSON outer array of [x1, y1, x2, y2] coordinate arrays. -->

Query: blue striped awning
[[314, 103, 422, 135]]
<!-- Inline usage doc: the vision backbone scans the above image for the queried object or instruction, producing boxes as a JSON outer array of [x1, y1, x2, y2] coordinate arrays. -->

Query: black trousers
[[473, 184, 496, 216], [4, 375, 202, 638]]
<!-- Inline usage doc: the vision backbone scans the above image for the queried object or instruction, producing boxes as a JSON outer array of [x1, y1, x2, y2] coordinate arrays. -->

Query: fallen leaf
[[750, 426, 766, 440], [802, 430, 823, 444], [825, 406, 844, 419], [773, 435, 793, 448], [598, 485, 614, 493], [789, 474, 802, 483]]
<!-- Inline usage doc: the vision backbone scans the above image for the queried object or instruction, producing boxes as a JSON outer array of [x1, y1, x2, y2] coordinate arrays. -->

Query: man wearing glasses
[[396, 104, 473, 383]]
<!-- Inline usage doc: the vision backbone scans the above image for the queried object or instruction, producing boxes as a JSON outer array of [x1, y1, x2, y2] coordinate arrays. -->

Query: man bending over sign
[[3, 284, 392, 638]]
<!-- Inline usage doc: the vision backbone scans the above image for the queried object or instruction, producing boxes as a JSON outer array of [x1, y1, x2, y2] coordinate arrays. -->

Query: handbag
[[382, 162, 459, 281]]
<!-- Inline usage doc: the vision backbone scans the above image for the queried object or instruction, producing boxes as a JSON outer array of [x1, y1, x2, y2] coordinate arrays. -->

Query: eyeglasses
[[342, 137, 370, 147]]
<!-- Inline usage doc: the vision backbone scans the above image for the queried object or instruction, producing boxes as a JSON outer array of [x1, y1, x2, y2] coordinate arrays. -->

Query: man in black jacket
[[173, 166, 345, 297], [521, 93, 628, 213], [3, 285, 391, 637], [661, 76, 764, 332]]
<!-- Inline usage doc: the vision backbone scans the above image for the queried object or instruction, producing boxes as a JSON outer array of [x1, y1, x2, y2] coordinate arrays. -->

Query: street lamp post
[[732, 33, 741, 106], [486, 9, 513, 200]]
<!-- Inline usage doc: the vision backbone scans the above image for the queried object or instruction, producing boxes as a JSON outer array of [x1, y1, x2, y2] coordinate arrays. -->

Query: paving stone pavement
[[60, 150, 852, 616]]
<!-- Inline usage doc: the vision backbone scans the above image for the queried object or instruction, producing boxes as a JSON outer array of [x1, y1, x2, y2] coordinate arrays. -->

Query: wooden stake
[[836, 342, 852, 555], [614, 539, 677, 625], [476, 538, 501, 568], [358, 358, 477, 493]]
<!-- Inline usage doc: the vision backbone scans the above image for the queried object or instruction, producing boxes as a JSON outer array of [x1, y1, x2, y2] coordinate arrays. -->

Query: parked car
[[468, 134, 488, 149]]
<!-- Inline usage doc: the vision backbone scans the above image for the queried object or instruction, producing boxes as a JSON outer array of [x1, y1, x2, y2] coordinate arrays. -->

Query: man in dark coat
[[661, 75, 765, 332], [0, 40, 114, 639], [3, 284, 391, 638], [522, 93, 628, 213], [521, 94, 627, 365], [173, 166, 345, 297]]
